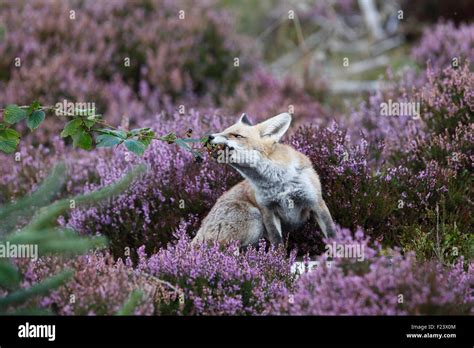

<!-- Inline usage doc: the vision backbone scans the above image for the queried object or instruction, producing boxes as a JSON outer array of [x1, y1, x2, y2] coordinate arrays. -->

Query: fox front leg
[[312, 198, 336, 238], [261, 208, 283, 245]]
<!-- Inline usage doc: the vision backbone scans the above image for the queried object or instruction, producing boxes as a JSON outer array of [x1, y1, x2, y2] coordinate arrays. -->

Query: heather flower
[[16, 253, 155, 315], [133, 229, 297, 315], [412, 21, 474, 72], [420, 62, 473, 134], [271, 227, 473, 315]]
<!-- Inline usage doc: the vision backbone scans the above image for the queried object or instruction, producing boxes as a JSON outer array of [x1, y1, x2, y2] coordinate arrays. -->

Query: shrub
[[289, 63, 472, 259], [0, 0, 472, 318], [412, 22, 474, 71], [17, 252, 155, 315], [346, 67, 423, 162], [419, 62, 473, 135], [386, 63, 473, 261], [288, 122, 404, 255], [0, 0, 254, 122], [0, 0, 256, 204], [0, 136, 67, 203], [271, 228, 473, 315], [224, 70, 331, 129], [5, 65, 471, 262], [0, 164, 145, 315], [16, 228, 297, 316], [63, 109, 241, 257], [13, 227, 472, 316], [134, 228, 296, 315]]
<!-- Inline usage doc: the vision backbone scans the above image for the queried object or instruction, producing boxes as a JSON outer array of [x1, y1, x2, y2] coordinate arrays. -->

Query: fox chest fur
[[247, 161, 319, 231]]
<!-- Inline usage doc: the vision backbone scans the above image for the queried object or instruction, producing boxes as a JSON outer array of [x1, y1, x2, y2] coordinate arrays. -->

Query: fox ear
[[238, 113, 252, 126], [259, 113, 292, 141]]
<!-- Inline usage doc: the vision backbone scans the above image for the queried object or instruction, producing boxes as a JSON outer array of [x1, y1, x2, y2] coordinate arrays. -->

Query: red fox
[[193, 112, 336, 246]]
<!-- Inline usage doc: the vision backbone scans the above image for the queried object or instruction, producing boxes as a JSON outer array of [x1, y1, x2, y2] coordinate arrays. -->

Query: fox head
[[208, 112, 292, 167]]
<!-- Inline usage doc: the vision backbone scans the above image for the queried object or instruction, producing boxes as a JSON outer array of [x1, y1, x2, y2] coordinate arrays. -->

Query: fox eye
[[230, 133, 245, 139]]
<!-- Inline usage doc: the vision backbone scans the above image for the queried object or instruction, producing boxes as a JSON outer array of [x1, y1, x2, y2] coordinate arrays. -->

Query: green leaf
[[0, 270, 73, 310], [0, 128, 20, 153], [129, 127, 152, 136], [159, 132, 177, 143], [116, 290, 143, 315], [3, 105, 27, 124], [0, 128, 20, 140], [0, 163, 145, 314], [0, 139, 18, 153], [0, 260, 20, 289], [72, 130, 93, 150], [26, 101, 42, 116], [109, 129, 127, 139], [96, 134, 122, 148], [60, 119, 83, 138], [26, 110, 45, 130], [139, 137, 153, 147], [83, 119, 95, 129], [124, 139, 146, 156], [30, 100, 41, 111]]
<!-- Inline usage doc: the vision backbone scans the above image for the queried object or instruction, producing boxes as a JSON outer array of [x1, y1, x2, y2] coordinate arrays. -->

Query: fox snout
[[207, 134, 221, 145], [207, 133, 231, 146], [207, 134, 234, 159]]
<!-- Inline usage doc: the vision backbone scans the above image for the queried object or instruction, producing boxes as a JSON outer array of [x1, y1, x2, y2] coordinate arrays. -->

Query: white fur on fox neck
[[231, 151, 319, 209]]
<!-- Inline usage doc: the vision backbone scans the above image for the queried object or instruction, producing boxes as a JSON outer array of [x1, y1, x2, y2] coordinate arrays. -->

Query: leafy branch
[[0, 102, 210, 160]]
